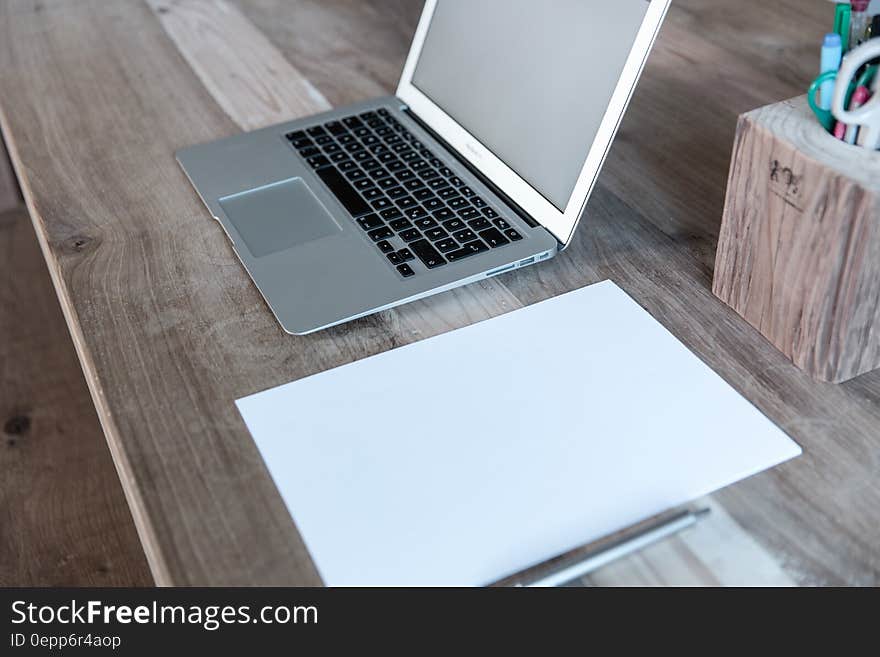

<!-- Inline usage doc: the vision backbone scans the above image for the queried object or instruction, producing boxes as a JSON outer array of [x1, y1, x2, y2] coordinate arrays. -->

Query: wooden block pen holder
[[713, 95, 880, 383]]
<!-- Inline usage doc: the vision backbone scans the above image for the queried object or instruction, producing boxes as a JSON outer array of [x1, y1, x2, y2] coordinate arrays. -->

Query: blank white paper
[[237, 281, 801, 586]]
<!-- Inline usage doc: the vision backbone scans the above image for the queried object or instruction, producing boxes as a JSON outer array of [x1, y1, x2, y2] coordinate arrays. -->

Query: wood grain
[[0, 207, 151, 586], [581, 499, 796, 587], [714, 97, 880, 383], [0, 0, 878, 586], [146, 0, 331, 131]]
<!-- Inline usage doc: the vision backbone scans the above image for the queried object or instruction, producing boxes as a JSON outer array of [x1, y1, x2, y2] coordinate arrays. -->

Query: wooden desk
[[1, 0, 877, 586]]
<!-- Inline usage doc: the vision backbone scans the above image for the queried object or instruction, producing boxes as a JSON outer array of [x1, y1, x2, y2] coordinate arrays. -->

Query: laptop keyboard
[[285, 108, 522, 278]]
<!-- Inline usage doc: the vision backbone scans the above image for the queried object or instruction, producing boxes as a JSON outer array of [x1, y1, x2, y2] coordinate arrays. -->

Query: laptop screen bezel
[[396, 0, 670, 246]]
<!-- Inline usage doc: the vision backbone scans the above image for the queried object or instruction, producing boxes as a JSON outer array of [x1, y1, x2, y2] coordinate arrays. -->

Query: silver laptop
[[177, 0, 669, 334]]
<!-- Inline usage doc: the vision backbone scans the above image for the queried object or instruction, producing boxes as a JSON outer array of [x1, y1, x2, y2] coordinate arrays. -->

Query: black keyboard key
[[378, 151, 397, 163], [387, 186, 407, 199], [307, 126, 326, 137], [421, 169, 442, 182], [316, 166, 372, 216], [397, 196, 418, 209], [299, 146, 320, 158], [479, 227, 510, 248], [343, 116, 364, 129], [338, 160, 358, 173], [435, 238, 458, 252], [423, 198, 444, 212], [453, 228, 476, 242], [404, 178, 425, 191], [323, 143, 341, 154], [400, 151, 419, 162], [338, 134, 355, 144], [332, 152, 351, 163], [387, 251, 402, 265], [448, 197, 468, 210], [353, 150, 372, 162], [434, 208, 455, 221], [505, 228, 523, 241], [468, 217, 491, 231], [399, 228, 421, 242], [368, 226, 393, 242], [376, 126, 392, 137], [369, 167, 390, 180], [376, 240, 394, 253], [357, 214, 383, 230], [415, 217, 438, 230], [354, 178, 375, 191], [425, 227, 448, 241], [355, 128, 372, 139], [381, 207, 403, 220], [405, 207, 428, 220], [360, 111, 378, 121], [346, 169, 366, 181], [344, 142, 364, 153], [483, 207, 499, 218], [411, 159, 429, 171], [410, 239, 446, 269], [472, 196, 486, 208], [460, 186, 474, 197], [291, 137, 312, 149], [307, 155, 330, 169], [361, 158, 381, 170], [458, 207, 480, 220], [377, 108, 390, 117], [430, 158, 443, 168], [363, 187, 384, 201], [414, 188, 434, 202], [397, 248, 414, 262], [387, 160, 406, 172], [396, 170, 416, 181], [449, 176, 464, 187], [442, 217, 465, 232], [439, 167, 454, 177], [372, 198, 393, 211], [447, 240, 489, 261], [397, 263, 415, 278], [315, 134, 333, 146], [389, 218, 412, 232], [286, 130, 306, 141], [492, 217, 511, 230], [377, 177, 398, 189], [438, 187, 458, 200], [326, 121, 347, 136]]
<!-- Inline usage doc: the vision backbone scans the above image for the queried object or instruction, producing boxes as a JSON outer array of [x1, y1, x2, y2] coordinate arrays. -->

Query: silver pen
[[512, 507, 711, 587]]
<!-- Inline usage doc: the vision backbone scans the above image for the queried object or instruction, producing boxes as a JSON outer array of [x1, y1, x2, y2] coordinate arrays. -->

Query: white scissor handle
[[832, 39, 880, 150]]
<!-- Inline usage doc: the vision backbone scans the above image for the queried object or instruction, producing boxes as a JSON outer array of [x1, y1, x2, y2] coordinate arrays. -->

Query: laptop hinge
[[401, 106, 547, 234]]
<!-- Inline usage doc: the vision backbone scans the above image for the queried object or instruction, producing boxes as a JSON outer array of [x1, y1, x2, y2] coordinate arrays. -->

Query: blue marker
[[820, 33, 843, 111]]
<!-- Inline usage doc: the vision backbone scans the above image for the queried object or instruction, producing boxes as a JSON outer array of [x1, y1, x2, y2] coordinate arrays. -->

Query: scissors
[[831, 39, 880, 149], [808, 65, 876, 133]]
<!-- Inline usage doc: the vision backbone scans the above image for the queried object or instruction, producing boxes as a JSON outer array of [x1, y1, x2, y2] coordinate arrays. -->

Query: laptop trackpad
[[219, 177, 342, 258]]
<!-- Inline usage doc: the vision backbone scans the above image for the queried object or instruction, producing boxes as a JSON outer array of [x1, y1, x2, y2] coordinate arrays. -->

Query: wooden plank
[[0, 207, 151, 586], [146, 0, 332, 131], [0, 0, 878, 586], [0, 137, 19, 213]]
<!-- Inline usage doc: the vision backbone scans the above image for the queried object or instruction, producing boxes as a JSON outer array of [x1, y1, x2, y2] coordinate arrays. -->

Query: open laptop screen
[[411, 0, 651, 211]]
